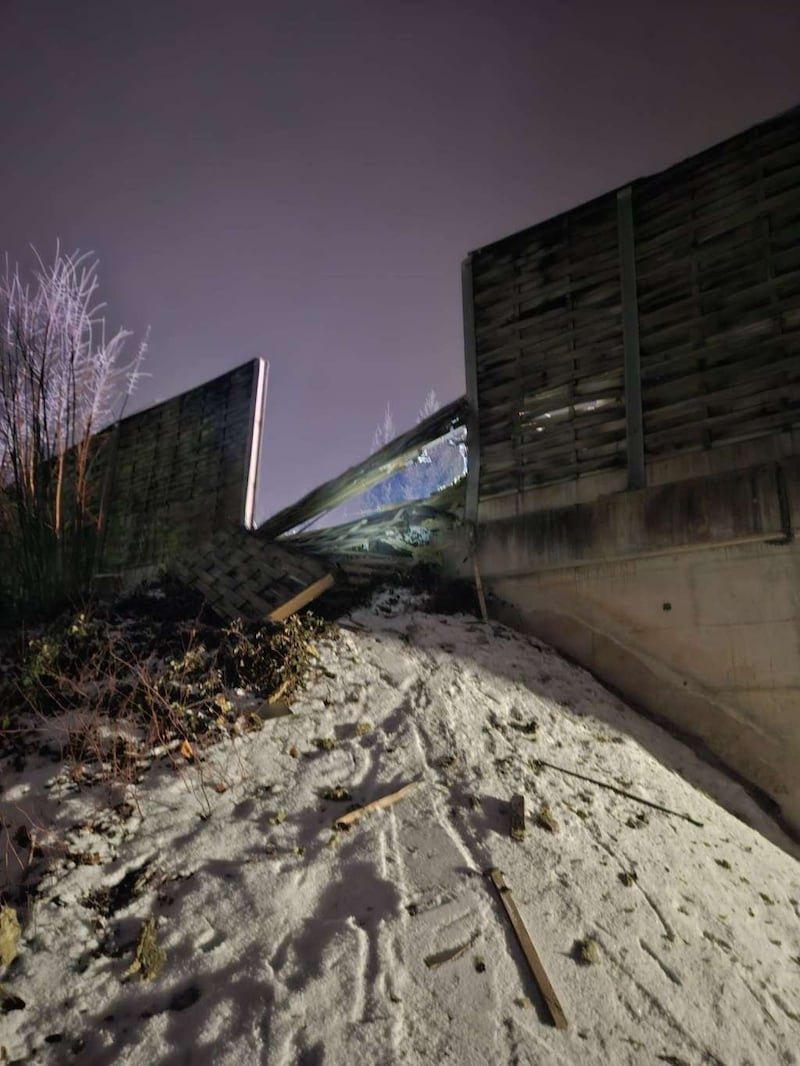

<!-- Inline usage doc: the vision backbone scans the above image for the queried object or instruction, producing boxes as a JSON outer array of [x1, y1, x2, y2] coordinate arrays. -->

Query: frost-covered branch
[[0, 245, 148, 619]]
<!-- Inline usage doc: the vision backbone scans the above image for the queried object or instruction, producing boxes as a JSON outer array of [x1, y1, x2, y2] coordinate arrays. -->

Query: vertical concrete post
[[617, 186, 646, 490]]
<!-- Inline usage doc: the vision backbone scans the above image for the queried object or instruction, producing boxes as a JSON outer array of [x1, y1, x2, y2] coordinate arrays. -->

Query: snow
[[2, 589, 799, 1065]]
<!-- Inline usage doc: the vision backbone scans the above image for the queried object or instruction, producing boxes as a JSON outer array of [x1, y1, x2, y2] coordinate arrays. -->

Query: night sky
[[1, 1, 799, 522]]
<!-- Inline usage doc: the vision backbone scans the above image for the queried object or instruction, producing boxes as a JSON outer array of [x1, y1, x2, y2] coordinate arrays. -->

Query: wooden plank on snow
[[487, 868, 568, 1030]]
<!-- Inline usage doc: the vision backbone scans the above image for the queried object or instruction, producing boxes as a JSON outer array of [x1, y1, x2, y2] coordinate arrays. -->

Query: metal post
[[462, 256, 481, 524], [242, 357, 269, 530], [617, 186, 645, 490]]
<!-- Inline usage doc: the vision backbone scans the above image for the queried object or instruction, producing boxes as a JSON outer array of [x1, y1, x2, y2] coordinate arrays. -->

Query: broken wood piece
[[334, 781, 419, 830], [424, 935, 476, 970], [267, 573, 335, 623], [510, 794, 526, 841], [487, 868, 568, 1031], [253, 699, 293, 720], [532, 758, 704, 827], [472, 555, 489, 624]]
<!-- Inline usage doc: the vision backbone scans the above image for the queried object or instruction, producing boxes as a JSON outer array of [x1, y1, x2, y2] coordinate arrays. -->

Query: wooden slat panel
[[471, 105, 800, 503]]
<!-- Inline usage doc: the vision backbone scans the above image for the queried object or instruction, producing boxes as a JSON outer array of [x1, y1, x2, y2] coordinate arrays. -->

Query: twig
[[334, 780, 419, 830], [487, 868, 568, 1030], [532, 758, 704, 827], [424, 930, 480, 970]]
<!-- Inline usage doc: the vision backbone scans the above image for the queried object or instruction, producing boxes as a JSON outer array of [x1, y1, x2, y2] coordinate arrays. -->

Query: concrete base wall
[[487, 540, 800, 833], [451, 447, 800, 834]]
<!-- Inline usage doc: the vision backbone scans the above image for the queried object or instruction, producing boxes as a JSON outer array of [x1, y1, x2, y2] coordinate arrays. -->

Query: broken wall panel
[[173, 524, 329, 623], [256, 396, 467, 540]]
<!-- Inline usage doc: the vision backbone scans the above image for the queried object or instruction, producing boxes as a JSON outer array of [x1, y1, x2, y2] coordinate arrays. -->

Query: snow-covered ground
[[2, 590, 799, 1065]]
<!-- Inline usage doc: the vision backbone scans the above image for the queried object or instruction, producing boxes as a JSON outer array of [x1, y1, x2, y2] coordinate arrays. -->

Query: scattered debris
[[423, 935, 477, 969], [487, 868, 568, 1030], [323, 786, 352, 802], [354, 720, 373, 737], [574, 938, 601, 965], [0, 907, 21, 969], [619, 871, 638, 887], [82, 863, 154, 918], [0, 586, 335, 786], [253, 700, 292, 720], [510, 793, 526, 841], [334, 781, 420, 831], [0, 985, 26, 1012], [626, 811, 650, 829], [126, 918, 166, 981], [536, 804, 560, 834], [313, 737, 336, 751], [510, 719, 539, 739], [473, 956, 487, 974]]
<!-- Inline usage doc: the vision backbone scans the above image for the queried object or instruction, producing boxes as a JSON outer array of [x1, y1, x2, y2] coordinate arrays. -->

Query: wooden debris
[[424, 935, 476, 970], [532, 758, 704, 827], [126, 918, 166, 981], [536, 804, 560, 834], [487, 868, 568, 1031], [267, 573, 335, 623], [334, 781, 419, 831], [253, 699, 292, 720], [510, 794, 526, 841], [0, 906, 21, 969]]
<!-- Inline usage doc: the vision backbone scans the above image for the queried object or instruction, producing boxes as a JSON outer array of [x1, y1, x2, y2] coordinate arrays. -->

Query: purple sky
[[1, 1, 799, 521]]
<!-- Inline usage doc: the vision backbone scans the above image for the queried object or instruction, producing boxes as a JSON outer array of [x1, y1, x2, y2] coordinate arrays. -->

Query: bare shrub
[[0, 246, 147, 621]]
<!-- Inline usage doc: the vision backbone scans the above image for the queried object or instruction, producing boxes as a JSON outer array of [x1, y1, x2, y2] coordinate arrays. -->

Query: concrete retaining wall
[[452, 445, 800, 833]]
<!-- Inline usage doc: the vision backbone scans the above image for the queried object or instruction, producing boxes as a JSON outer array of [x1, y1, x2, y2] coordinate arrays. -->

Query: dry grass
[[0, 574, 336, 899]]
